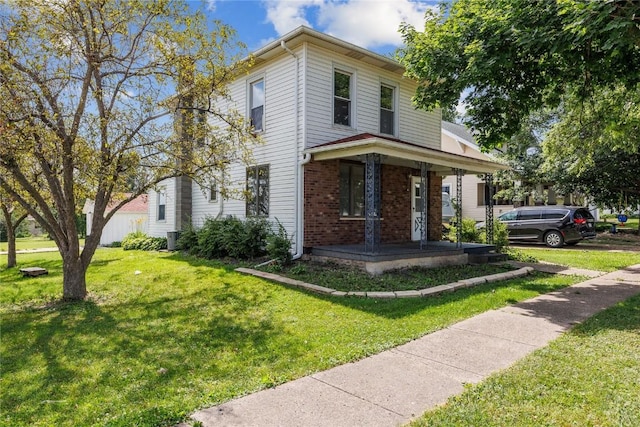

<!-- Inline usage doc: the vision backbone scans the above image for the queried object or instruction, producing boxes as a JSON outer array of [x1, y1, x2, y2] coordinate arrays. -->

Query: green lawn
[[0, 236, 85, 252], [516, 247, 640, 272], [265, 261, 517, 292], [411, 293, 640, 427], [1, 249, 581, 427]]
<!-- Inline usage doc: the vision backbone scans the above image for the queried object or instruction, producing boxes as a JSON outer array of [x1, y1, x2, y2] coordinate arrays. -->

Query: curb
[[235, 266, 536, 299]]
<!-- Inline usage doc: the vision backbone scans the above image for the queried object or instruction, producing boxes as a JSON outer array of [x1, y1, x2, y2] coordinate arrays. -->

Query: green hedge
[[122, 232, 167, 251], [176, 216, 292, 264]]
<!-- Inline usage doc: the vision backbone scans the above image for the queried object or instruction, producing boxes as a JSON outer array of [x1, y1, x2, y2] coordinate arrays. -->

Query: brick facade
[[303, 160, 443, 248]]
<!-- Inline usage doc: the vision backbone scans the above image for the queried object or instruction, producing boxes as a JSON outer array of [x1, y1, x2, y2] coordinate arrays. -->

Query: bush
[[122, 232, 167, 251], [194, 216, 271, 260], [480, 220, 509, 252], [450, 218, 509, 253], [448, 218, 482, 243], [266, 220, 292, 265], [176, 226, 199, 252]]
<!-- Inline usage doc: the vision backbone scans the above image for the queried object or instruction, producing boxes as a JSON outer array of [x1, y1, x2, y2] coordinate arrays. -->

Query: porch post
[[454, 168, 465, 248], [485, 173, 494, 244], [420, 162, 429, 249], [364, 153, 381, 253]]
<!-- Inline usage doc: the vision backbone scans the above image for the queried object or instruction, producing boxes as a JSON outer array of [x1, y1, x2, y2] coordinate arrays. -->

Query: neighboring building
[[83, 194, 148, 245], [441, 121, 585, 223], [441, 121, 515, 222], [148, 27, 507, 258]]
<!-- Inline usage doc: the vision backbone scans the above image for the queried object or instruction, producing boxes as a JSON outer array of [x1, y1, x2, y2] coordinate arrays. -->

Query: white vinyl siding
[[304, 43, 440, 150], [441, 174, 516, 222], [147, 178, 176, 237], [189, 50, 301, 252]]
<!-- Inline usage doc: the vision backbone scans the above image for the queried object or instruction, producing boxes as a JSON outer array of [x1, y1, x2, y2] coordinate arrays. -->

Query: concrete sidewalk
[[181, 264, 640, 427]]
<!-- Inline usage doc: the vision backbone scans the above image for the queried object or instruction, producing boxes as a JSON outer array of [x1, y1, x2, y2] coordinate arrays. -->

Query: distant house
[[147, 27, 507, 268], [441, 121, 585, 223], [441, 121, 515, 222], [83, 194, 148, 245]]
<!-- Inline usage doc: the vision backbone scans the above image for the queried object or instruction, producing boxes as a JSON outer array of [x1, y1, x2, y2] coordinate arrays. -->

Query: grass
[[0, 236, 85, 252], [515, 247, 640, 272], [264, 261, 517, 292], [411, 293, 640, 427], [1, 249, 581, 427]]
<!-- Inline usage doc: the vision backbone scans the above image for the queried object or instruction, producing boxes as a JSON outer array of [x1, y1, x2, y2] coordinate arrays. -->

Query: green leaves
[[398, 0, 640, 151]]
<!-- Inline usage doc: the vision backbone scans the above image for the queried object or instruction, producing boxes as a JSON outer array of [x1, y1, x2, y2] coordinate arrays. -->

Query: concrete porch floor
[[308, 241, 497, 275]]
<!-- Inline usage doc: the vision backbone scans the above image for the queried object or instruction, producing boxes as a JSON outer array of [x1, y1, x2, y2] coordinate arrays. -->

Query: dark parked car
[[497, 206, 596, 248]]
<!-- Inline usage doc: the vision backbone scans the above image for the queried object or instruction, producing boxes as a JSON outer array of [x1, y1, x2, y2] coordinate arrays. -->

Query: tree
[[0, 0, 257, 300], [543, 85, 640, 217], [398, 0, 640, 150], [493, 111, 556, 205], [0, 196, 28, 268]]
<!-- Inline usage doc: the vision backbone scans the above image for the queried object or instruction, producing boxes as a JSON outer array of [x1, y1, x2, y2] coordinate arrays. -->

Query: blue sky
[[196, 0, 440, 55]]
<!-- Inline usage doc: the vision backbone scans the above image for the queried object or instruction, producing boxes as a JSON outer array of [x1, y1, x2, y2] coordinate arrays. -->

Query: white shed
[[83, 194, 149, 245]]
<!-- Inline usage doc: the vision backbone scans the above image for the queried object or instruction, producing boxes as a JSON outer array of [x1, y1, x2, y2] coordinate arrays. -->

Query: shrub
[[195, 216, 270, 260], [480, 220, 509, 252], [448, 218, 482, 243], [176, 226, 199, 252], [266, 220, 292, 265], [121, 232, 167, 251]]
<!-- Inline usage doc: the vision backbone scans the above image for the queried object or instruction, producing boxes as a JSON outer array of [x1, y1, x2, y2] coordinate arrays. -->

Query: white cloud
[[206, 0, 217, 11], [263, 0, 322, 36], [263, 0, 436, 49]]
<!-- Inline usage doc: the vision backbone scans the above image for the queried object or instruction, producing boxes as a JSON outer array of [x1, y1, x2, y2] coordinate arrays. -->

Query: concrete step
[[468, 252, 508, 264]]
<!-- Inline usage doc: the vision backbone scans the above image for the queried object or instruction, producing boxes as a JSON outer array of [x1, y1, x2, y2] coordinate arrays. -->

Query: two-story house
[[147, 26, 507, 270]]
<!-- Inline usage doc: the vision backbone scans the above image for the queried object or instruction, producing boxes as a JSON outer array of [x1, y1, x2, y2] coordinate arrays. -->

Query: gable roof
[[251, 26, 405, 75], [442, 121, 476, 146], [82, 194, 148, 215]]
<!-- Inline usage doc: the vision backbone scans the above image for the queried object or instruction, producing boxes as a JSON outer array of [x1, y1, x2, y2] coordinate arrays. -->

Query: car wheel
[[545, 230, 564, 248]]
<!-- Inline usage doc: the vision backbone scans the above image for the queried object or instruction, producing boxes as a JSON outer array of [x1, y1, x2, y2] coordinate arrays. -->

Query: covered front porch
[[302, 133, 508, 273]]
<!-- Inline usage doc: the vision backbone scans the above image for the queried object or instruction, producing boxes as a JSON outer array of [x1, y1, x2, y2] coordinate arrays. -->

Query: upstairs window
[[334, 70, 351, 126], [246, 165, 269, 217], [380, 84, 395, 135], [250, 78, 264, 132]]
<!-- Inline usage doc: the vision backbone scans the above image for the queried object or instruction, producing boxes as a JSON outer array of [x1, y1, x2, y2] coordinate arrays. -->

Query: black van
[[497, 206, 597, 248]]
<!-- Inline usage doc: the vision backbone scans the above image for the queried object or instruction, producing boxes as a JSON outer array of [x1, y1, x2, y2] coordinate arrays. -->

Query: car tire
[[545, 230, 564, 248]]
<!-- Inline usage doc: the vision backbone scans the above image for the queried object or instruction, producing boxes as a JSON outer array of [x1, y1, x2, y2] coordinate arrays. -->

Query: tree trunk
[[62, 255, 88, 300], [6, 222, 16, 268], [0, 203, 23, 268]]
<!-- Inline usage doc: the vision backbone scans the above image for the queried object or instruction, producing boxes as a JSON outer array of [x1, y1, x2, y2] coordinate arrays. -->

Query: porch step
[[468, 252, 508, 264]]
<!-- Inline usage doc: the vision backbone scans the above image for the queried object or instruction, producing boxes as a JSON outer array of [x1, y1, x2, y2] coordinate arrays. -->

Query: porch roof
[[304, 133, 509, 175]]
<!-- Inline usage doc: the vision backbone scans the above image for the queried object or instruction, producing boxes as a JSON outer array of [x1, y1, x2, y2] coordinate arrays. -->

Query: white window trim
[[157, 187, 166, 222], [208, 182, 218, 203], [332, 65, 356, 129], [379, 79, 398, 137], [442, 183, 451, 195], [247, 74, 266, 134]]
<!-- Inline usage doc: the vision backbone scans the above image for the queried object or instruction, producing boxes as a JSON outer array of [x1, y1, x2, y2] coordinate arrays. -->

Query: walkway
[[179, 264, 640, 427]]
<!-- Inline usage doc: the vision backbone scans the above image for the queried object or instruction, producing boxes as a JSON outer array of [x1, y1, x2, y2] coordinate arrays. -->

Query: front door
[[411, 176, 426, 241]]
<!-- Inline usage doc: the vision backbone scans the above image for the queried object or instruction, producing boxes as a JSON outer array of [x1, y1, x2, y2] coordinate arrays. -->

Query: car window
[[499, 211, 518, 221], [542, 209, 568, 220], [518, 210, 542, 220], [573, 209, 594, 220]]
